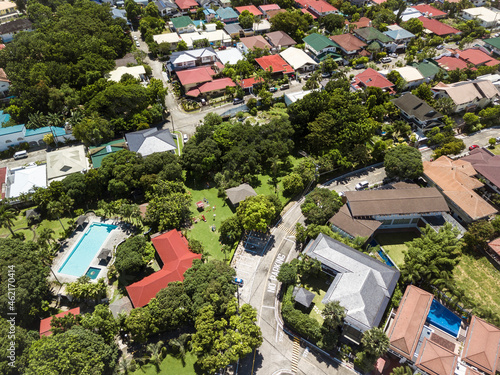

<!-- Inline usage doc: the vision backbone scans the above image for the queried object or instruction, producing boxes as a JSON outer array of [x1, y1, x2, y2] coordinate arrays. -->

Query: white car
[[389, 53, 397, 58], [133, 35, 138, 41], [135, 41, 140, 47], [355, 181, 369, 190], [380, 57, 392, 63], [183, 134, 188, 143]]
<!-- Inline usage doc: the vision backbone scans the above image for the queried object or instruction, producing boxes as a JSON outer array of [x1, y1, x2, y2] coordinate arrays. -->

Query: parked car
[[280, 84, 289, 90], [233, 98, 244, 105], [469, 144, 479, 151], [380, 57, 392, 63], [13, 150, 28, 160], [269, 87, 278, 92], [321, 72, 331, 78], [233, 277, 244, 287], [389, 53, 398, 58], [135, 41, 140, 47], [354, 63, 365, 69], [436, 44, 444, 50], [183, 134, 188, 143], [133, 35, 138, 41], [496, 136, 500, 143], [355, 181, 369, 190]]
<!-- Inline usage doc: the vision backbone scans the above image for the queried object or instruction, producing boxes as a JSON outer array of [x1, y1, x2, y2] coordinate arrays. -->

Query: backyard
[[131, 351, 198, 375], [375, 231, 421, 267], [489, 144, 500, 155], [301, 274, 333, 325], [453, 253, 500, 317]]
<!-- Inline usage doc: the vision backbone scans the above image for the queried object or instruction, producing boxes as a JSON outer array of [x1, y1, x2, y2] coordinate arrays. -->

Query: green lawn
[[375, 232, 420, 266], [302, 275, 332, 324], [173, 130, 184, 155], [132, 351, 198, 375], [453, 253, 500, 316], [489, 144, 500, 155]]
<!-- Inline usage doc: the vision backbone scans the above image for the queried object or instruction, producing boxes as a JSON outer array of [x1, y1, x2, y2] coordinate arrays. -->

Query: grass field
[[489, 144, 500, 155], [302, 275, 332, 324], [132, 351, 198, 375], [375, 231, 421, 266], [453, 253, 500, 316]]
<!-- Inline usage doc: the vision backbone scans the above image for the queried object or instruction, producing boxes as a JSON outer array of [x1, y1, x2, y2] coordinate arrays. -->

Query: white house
[[280, 47, 318, 73], [107, 66, 147, 82], [392, 66, 425, 89], [153, 32, 182, 50], [46, 146, 89, 183], [5, 164, 47, 199], [461, 7, 500, 28], [0, 121, 73, 152]]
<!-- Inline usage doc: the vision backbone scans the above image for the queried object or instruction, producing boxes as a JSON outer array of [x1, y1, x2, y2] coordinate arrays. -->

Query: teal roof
[[89, 139, 127, 168], [355, 27, 393, 43], [193, 20, 205, 28], [0, 124, 23, 136], [303, 33, 339, 53], [0, 110, 11, 126], [171, 16, 194, 29], [384, 28, 415, 41], [25, 126, 65, 137], [216, 7, 238, 20]]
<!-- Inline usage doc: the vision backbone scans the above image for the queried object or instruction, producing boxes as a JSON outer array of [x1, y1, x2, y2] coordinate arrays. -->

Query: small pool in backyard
[[426, 300, 461, 337], [58, 223, 117, 277], [85, 267, 101, 280]]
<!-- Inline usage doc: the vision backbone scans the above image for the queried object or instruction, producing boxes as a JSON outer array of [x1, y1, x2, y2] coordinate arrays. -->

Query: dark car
[[469, 144, 479, 151], [233, 98, 244, 105], [280, 84, 289, 90]]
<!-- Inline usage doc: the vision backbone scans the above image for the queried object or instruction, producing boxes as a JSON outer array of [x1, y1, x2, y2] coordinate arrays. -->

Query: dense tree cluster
[[301, 187, 343, 225], [115, 236, 155, 277], [384, 144, 423, 180]]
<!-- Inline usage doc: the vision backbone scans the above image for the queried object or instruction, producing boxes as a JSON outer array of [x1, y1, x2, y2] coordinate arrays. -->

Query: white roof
[[46, 145, 89, 182], [6, 165, 47, 198], [462, 7, 500, 23], [136, 137, 176, 156], [180, 32, 205, 49], [153, 33, 182, 44], [285, 90, 314, 105], [252, 19, 271, 32], [107, 66, 146, 82], [216, 48, 244, 65], [386, 24, 405, 31], [393, 66, 424, 82], [0, 1, 16, 11], [280, 47, 318, 70], [199, 29, 231, 44], [395, 7, 422, 22]]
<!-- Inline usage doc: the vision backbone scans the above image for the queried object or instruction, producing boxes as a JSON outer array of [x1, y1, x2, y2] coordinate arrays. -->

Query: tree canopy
[[236, 195, 277, 231], [301, 188, 343, 225], [384, 144, 423, 180]]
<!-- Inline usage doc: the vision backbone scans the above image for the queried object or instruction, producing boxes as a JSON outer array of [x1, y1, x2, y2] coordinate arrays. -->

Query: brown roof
[[343, 187, 449, 217], [328, 205, 381, 238], [462, 148, 500, 190], [240, 35, 272, 50], [265, 30, 296, 48], [416, 338, 458, 375], [225, 183, 257, 205], [423, 156, 497, 222], [0, 68, 9, 82], [488, 237, 500, 256], [330, 33, 367, 52], [346, 16, 371, 30], [387, 285, 434, 359], [266, 8, 286, 19], [462, 316, 500, 375], [432, 80, 500, 106]]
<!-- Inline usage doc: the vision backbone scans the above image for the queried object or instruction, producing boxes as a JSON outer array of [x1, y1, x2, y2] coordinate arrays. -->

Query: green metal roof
[[317, 51, 342, 62], [484, 37, 500, 50], [89, 139, 127, 168], [303, 33, 339, 53], [355, 27, 393, 43], [410, 60, 442, 79], [171, 16, 194, 29]]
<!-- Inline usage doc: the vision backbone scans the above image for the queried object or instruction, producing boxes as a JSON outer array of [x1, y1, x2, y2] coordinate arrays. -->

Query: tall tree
[[236, 195, 276, 231], [384, 144, 423, 180], [300, 188, 343, 225], [361, 327, 390, 358], [0, 204, 17, 237]]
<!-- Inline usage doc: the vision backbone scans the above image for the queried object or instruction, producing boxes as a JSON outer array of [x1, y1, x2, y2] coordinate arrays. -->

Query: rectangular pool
[[58, 223, 117, 277], [426, 300, 461, 337]]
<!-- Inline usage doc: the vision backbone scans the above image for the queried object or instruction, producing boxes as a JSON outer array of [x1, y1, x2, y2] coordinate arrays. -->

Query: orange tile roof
[[462, 316, 500, 375], [346, 16, 371, 30], [175, 0, 197, 10], [416, 338, 459, 375], [418, 16, 460, 36], [353, 68, 395, 91], [185, 77, 235, 97], [412, 4, 447, 18], [387, 285, 434, 359], [255, 54, 294, 74], [423, 156, 497, 221], [450, 48, 499, 67], [235, 5, 263, 17], [126, 230, 201, 307], [239, 76, 264, 88], [300, 8, 317, 19], [435, 55, 472, 71], [40, 307, 81, 337], [488, 237, 500, 256], [176, 65, 218, 87]]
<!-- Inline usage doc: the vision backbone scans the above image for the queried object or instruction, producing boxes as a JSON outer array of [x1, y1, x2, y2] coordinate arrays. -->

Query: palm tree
[[169, 333, 191, 361], [59, 194, 74, 218], [146, 340, 164, 371], [116, 356, 135, 374], [322, 301, 346, 331], [47, 201, 65, 231], [26, 111, 47, 129], [391, 366, 414, 375], [361, 327, 390, 358], [38, 227, 55, 248], [0, 204, 17, 237]]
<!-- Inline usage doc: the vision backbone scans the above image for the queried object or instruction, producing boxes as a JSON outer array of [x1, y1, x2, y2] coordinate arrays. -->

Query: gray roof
[[304, 233, 400, 332], [225, 183, 257, 205], [109, 296, 133, 318], [154, 0, 177, 10], [0, 19, 33, 35], [344, 187, 449, 217], [97, 249, 112, 260], [392, 93, 443, 123], [293, 287, 316, 308], [125, 128, 176, 157], [224, 23, 242, 35], [76, 215, 88, 226]]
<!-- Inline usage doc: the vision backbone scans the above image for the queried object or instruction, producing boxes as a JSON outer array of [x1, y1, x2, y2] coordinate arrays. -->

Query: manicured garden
[[302, 275, 332, 324], [453, 253, 500, 316], [131, 351, 198, 375], [375, 231, 421, 266]]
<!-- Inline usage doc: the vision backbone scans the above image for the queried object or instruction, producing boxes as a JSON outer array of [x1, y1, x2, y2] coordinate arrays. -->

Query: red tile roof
[[435, 55, 471, 71], [354, 68, 395, 91], [387, 285, 434, 359], [449, 48, 499, 67], [296, 0, 337, 14], [0, 167, 6, 199], [412, 4, 446, 18], [418, 16, 460, 36], [40, 307, 80, 337], [259, 4, 280, 12], [239, 76, 264, 88], [489, 237, 500, 256], [462, 316, 500, 375], [300, 8, 317, 19], [126, 230, 201, 307], [235, 5, 263, 17], [176, 66, 218, 87], [175, 0, 197, 9], [255, 54, 294, 74], [416, 338, 459, 375], [185, 77, 235, 97], [346, 16, 371, 30]]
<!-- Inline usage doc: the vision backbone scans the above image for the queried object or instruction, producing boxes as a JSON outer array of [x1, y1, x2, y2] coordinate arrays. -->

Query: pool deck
[[50, 215, 131, 285]]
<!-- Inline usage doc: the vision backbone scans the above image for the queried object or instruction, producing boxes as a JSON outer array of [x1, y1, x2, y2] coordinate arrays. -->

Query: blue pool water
[[426, 300, 461, 337], [58, 223, 117, 277], [378, 249, 396, 267]]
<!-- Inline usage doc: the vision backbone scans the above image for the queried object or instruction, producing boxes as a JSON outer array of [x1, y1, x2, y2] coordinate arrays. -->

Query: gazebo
[[97, 249, 111, 262], [292, 287, 316, 309], [225, 183, 257, 207], [75, 214, 88, 229], [26, 209, 40, 223]]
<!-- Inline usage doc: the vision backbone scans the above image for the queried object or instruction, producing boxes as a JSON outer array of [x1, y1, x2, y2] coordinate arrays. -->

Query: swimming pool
[[58, 223, 117, 277], [426, 300, 461, 337]]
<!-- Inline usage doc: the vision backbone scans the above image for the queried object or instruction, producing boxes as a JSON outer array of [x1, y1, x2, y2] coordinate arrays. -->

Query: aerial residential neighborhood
[[1, 0, 500, 374]]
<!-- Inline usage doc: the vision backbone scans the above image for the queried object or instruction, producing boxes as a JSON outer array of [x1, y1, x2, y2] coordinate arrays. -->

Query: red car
[[469, 145, 479, 151]]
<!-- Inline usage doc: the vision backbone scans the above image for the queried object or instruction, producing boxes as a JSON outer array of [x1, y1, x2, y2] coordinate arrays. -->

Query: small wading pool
[[426, 300, 461, 337], [58, 222, 117, 277], [85, 267, 101, 280]]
